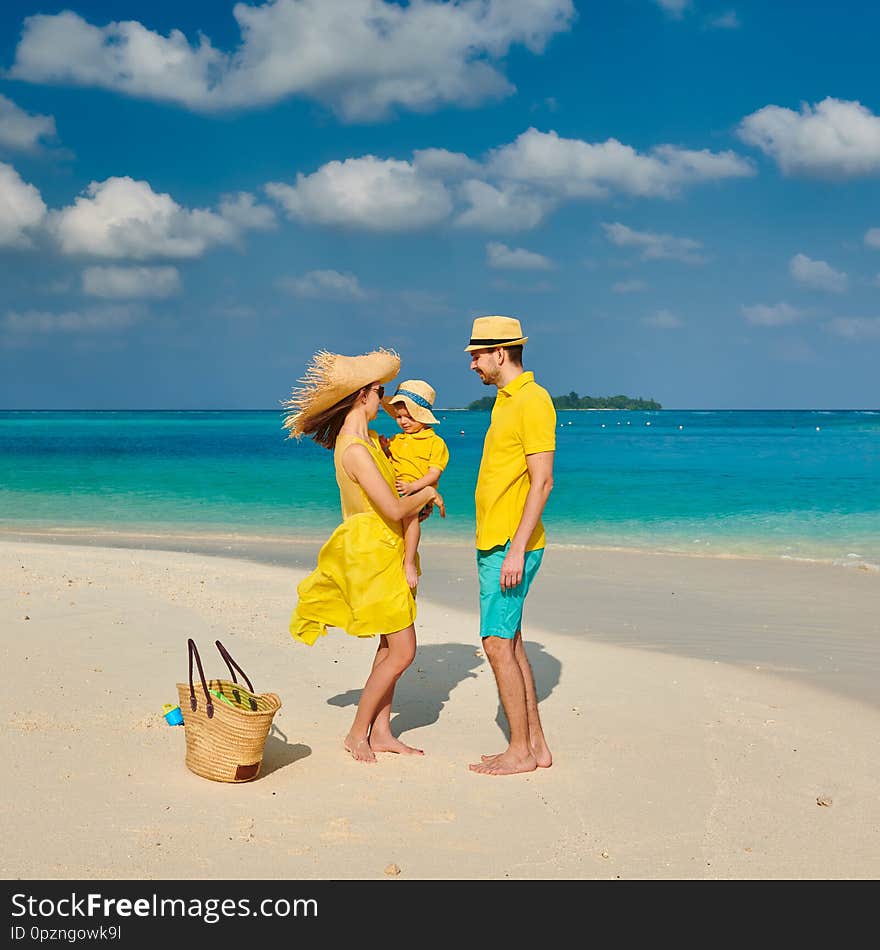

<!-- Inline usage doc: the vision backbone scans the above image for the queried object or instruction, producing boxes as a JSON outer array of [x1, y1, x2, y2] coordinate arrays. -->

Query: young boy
[[379, 380, 449, 592]]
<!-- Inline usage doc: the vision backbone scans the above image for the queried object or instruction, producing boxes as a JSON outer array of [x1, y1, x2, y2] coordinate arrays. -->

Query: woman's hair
[[300, 386, 368, 450]]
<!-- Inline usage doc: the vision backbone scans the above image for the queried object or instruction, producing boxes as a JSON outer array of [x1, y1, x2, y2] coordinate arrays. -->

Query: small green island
[[464, 391, 662, 411]]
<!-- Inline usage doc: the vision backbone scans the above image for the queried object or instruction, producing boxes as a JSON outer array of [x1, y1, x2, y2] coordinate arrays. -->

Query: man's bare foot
[[369, 736, 424, 756], [481, 739, 552, 768], [469, 750, 537, 775], [531, 737, 552, 768], [343, 735, 376, 763]]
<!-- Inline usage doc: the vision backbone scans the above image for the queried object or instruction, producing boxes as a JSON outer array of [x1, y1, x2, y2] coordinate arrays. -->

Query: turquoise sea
[[1, 409, 878, 569]]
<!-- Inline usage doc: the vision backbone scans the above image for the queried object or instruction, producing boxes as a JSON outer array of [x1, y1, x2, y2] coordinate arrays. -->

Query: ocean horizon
[[2, 408, 878, 570]]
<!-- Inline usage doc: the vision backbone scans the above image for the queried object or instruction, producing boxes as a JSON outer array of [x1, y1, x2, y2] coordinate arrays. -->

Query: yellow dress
[[290, 431, 417, 646]]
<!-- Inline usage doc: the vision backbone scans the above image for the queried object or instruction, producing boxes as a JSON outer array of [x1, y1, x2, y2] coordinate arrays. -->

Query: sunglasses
[[369, 385, 385, 398]]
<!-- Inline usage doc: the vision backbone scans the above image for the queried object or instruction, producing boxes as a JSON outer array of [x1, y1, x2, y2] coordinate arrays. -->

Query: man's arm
[[500, 451, 554, 591]]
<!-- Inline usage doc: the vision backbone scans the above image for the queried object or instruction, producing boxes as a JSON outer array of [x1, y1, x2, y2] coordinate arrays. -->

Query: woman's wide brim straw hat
[[464, 315, 528, 352], [282, 348, 400, 439], [382, 379, 440, 426]]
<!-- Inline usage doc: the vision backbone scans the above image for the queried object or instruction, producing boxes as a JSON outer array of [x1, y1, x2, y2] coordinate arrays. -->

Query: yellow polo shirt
[[387, 428, 449, 483], [474, 371, 556, 551]]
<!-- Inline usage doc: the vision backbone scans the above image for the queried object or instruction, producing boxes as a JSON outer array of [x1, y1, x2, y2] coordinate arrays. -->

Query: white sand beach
[[2, 537, 879, 881]]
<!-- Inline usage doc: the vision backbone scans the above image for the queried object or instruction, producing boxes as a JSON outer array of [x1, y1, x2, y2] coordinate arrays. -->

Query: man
[[465, 315, 556, 775]]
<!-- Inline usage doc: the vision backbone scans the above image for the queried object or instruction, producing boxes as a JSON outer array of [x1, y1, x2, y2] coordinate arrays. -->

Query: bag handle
[[187, 638, 214, 720], [215, 639, 258, 711], [186, 639, 259, 716]]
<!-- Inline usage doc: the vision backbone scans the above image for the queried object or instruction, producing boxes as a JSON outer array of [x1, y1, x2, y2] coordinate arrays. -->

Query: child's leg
[[402, 513, 421, 591]]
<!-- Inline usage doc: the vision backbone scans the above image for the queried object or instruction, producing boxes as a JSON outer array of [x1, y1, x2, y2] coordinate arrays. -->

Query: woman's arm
[[343, 444, 444, 521], [395, 466, 441, 495]]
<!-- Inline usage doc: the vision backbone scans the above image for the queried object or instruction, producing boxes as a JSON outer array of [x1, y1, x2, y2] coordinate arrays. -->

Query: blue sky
[[1, 0, 879, 409]]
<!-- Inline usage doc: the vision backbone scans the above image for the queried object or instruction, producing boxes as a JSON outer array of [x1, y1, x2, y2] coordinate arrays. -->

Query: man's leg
[[478, 632, 552, 768], [472, 546, 550, 773], [469, 634, 537, 774], [514, 632, 552, 766]]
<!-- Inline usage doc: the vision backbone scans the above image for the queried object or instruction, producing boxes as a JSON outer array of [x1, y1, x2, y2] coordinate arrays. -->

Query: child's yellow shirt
[[387, 428, 449, 484]]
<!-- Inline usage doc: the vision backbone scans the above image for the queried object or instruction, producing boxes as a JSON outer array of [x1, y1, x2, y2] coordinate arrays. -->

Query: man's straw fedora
[[464, 315, 528, 352]]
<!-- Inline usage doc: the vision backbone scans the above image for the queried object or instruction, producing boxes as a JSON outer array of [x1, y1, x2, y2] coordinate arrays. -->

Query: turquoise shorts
[[476, 542, 544, 639]]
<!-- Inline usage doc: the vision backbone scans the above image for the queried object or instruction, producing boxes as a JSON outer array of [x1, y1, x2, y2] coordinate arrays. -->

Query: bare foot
[[481, 740, 552, 768], [530, 737, 553, 768], [344, 735, 377, 763], [369, 735, 424, 756], [469, 750, 537, 775]]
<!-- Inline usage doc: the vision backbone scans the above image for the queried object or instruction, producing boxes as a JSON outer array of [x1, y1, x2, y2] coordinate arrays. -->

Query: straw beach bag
[[176, 639, 282, 783]]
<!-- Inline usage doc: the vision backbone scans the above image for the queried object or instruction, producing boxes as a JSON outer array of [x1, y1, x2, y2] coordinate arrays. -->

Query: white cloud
[[393, 289, 450, 313], [741, 302, 802, 326], [0, 162, 47, 247], [266, 156, 452, 231], [707, 10, 740, 29], [865, 228, 880, 249], [486, 241, 553, 270], [490, 277, 554, 293], [49, 177, 238, 259], [218, 192, 277, 231], [826, 317, 880, 340], [789, 253, 847, 293], [261, 125, 755, 235], [9, 2, 575, 121], [82, 265, 181, 299], [455, 179, 555, 231], [643, 309, 683, 328], [653, 0, 690, 17], [3, 305, 139, 333], [738, 98, 880, 178], [489, 128, 754, 200], [277, 269, 366, 300], [774, 339, 814, 363], [0, 94, 56, 151], [603, 222, 704, 263], [412, 148, 482, 178], [611, 279, 647, 293]]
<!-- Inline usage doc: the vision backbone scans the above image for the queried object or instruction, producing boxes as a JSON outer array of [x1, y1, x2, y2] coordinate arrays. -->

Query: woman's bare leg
[[344, 625, 420, 761]]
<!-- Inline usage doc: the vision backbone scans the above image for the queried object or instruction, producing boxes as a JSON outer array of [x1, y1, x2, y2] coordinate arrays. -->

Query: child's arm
[[395, 466, 441, 495], [402, 513, 421, 591]]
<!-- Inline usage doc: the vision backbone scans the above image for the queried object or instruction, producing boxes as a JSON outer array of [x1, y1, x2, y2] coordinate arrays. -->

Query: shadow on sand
[[326, 640, 561, 743], [261, 722, 311, 775]]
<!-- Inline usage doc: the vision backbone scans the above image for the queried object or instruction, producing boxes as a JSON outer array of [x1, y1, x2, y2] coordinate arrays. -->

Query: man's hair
[[300, 387, 366, 450], [504, 345, 523, 367]]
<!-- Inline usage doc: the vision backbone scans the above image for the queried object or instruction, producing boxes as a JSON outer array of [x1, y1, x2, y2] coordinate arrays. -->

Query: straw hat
[[382, 379, 440, 426], [464, 315, 528, 352], [282, 348, 400, 439]]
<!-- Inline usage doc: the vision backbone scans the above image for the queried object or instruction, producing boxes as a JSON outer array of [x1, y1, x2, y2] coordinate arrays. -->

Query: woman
[[283, 348, 445, 763]]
